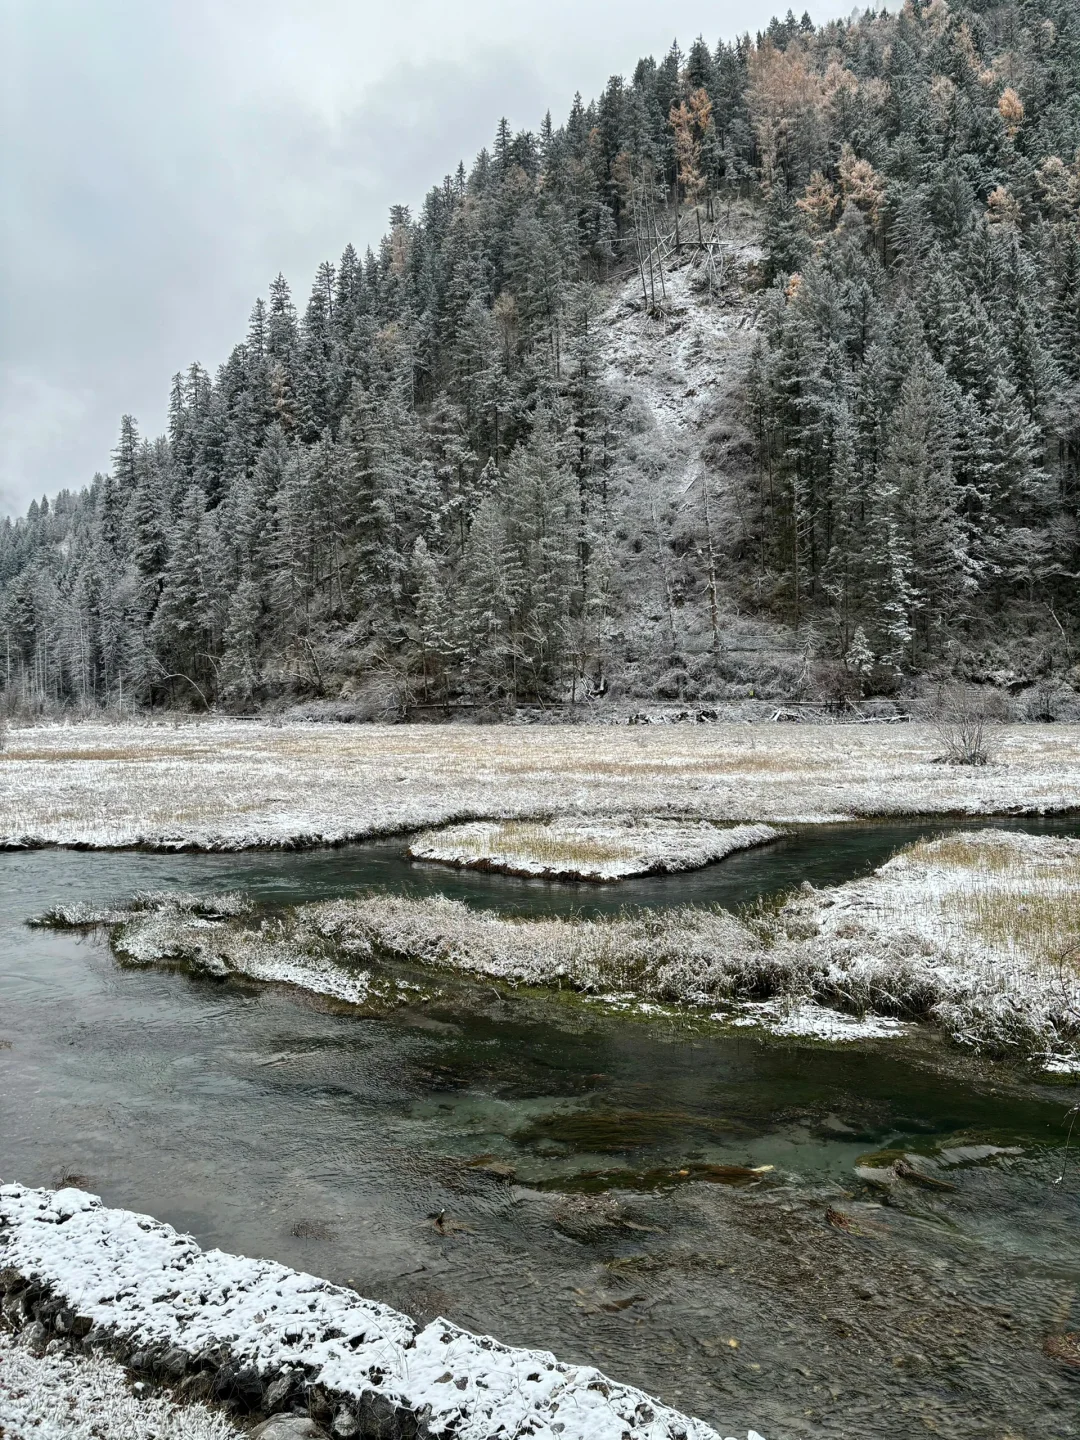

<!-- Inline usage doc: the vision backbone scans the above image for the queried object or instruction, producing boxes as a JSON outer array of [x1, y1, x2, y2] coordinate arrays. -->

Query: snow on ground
[[407, 819, 782, 881], [0, 1184, 762, 1440], [2, 720, 1079, 851], [0, 1330, 237, 1440], [713, 1001, 909, 1042], [45, 875, 1073, 1060], [780, 829, 1080, 1063]]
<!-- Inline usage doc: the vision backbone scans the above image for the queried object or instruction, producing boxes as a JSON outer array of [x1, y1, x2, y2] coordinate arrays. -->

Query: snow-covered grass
[[778, 829, 1080, 1063], [41, 890, 758, 1006], [903, 832, 1080, 961], [42, 864, 1075, 1061], [2, 720, 1080, 851], [407, 819, 782, 881], [0, 1331, 237, 1440], [0, 1184, 753, 1440]]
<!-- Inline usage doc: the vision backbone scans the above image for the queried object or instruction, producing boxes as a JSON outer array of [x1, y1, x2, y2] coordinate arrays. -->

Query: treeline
[[2, 0, 1078, 713]]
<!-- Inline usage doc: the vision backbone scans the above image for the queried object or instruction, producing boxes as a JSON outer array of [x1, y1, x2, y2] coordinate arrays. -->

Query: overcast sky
[[0, 0, 852, 518]]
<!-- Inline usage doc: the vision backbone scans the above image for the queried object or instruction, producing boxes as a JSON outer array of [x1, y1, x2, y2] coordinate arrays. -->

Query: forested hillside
[[2, 0, 1078, 716]]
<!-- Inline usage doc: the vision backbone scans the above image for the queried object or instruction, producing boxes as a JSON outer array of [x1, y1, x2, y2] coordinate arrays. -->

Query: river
[[2, 820, 1078, 1437]]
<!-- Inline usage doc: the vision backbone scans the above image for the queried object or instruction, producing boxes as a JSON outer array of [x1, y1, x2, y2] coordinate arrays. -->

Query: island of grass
[[406, 817, 784, 881], [35, 830, 1080, 1070]]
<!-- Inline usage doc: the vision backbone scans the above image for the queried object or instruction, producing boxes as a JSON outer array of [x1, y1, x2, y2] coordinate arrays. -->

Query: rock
[[251, 1419, 326, 1440], [214, 1361, 265, 1412], [265, 1370, 301, 1412], [332, 1406, 361, 1438], [357, 1390, 398, 1440], [307, 1385, 335, 1424], [160, 1346, 190, 1379], [0, 1267, 24, 1293], [19, 1320, 49, 1355], [192, 1342, 231, 1371], [179, 1371, 215, 1404]]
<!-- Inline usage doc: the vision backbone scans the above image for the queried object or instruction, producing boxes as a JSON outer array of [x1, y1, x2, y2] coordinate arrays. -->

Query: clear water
[[2, 824, 1079, 1438]]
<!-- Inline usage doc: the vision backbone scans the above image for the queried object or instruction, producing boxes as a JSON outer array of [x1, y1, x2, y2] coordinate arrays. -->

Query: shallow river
[[2, 820, 1079, 1437]]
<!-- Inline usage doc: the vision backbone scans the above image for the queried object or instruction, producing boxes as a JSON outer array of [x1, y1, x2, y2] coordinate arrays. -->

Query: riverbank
[[2, 720, 1080, 850], [772, 829, 1080, 1066], [37, 828, 1080, 1065], [5, 847, 1079, 1440], [0, 1183, 739, 1440]]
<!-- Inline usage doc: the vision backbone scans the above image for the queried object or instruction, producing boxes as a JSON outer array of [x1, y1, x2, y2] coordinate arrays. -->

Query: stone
[[160, 1346, 190, 1379], [214, 1361, 265, 1412], [250, 1419, 326, 1440], [332, 1405, 361, 1438], [356, 1390, 398, 1440], [265, 1371, 301, 1411], [307, 1386, 334, 1424], [19, 1321, 49, 1355], [179, 1371, 215, 1404], [192, 1342, 231, 1371]]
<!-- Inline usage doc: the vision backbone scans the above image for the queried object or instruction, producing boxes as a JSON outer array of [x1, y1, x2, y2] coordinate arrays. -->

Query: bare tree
[[930, 683, 997, 766]]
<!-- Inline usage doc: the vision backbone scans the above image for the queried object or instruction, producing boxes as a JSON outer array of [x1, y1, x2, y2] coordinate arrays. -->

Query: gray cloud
[[0, 0, 849, 516]]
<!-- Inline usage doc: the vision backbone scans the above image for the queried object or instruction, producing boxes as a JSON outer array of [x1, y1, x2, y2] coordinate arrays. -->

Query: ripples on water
[[1, 823, 1079, 1438]]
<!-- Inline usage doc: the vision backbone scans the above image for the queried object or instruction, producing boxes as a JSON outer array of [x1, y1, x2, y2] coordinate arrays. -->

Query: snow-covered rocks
[[407, 819, 783, 881], [0, 1183, 752, 1440]]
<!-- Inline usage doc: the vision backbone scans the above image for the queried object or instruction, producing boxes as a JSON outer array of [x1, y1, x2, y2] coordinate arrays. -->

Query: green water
[[2, 824, 1079, 1438]]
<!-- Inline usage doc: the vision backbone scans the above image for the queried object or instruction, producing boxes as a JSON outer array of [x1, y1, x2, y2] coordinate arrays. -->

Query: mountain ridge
[[2, 0, 1078, 717]]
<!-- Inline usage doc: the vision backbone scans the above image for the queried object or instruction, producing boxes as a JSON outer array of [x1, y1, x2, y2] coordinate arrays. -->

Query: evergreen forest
[[2, 0, 1078, 715]]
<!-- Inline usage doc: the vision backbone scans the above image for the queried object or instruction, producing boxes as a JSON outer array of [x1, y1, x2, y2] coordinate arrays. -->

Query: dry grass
[[448, 821, 638, 866], [2, 719, 1080, 850], [900, 833, 1080, 966], [958, 891, 1080, 966]]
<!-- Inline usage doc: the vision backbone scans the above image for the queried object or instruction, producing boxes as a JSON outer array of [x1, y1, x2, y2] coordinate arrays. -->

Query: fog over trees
[[2, 0, 1078, 715]]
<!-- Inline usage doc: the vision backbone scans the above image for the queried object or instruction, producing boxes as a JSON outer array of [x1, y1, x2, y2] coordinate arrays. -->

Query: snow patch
[[710, 1001, 908, 1041]]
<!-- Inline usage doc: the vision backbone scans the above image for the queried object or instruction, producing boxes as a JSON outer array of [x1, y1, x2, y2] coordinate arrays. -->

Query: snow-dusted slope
[[0, 1331, 237, 1440], [597, 207, 796, 696]]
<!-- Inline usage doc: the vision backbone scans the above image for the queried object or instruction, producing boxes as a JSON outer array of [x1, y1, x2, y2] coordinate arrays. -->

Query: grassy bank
[[36, 830, 1080, 1066]]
